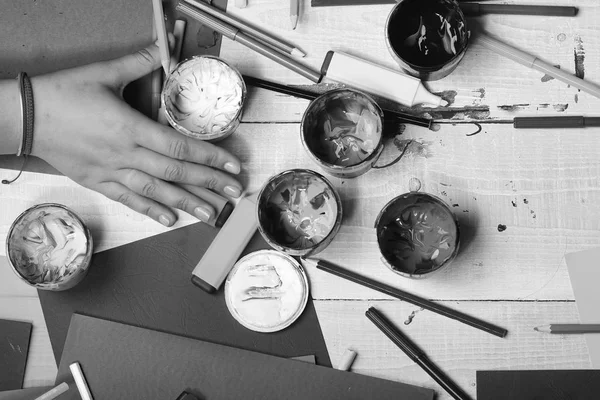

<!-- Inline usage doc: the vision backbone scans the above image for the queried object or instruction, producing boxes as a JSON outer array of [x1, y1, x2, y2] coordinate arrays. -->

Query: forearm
[[0, 78, 22, 155]]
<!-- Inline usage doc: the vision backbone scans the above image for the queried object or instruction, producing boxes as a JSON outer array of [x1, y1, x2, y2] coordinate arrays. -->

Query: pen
[[177, 2, 320, 82], [513, 116, 600, 129], [302, 258, 508, 338], [152, 0, 171, 75], [473, 28, 600, 100], [534, 324, 600, 334], [460, 4, 578, 17], [242, 75, 433, 129], [366, 307, 472, 400], [291, 0, 299, 30], [183, 0, 305, 58]]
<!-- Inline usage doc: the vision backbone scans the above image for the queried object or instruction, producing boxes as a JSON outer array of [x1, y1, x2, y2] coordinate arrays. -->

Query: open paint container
[[162, 55, 247, 141], [225, 250, 309, 333], [301, 88, 384, 178], [256, 169, 343, 257], [375, 192, 460, 278], [6, 203, 93, 291], [385, 0, 469, 80]]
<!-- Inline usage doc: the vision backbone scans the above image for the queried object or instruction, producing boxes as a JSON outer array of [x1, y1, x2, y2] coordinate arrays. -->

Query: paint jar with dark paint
[[301, 89, 384, 178], [375, 192, 460, 278], [385, 0, 469, 81], [256, 169, 343, 257]]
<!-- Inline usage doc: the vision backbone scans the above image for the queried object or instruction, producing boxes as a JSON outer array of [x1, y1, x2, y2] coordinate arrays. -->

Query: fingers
[[98, 181, 177, 227], [134, 121, 243, 176], [118, 169, 218, 224], [106, 34, 175, 86], [131, 148, 243, 198]]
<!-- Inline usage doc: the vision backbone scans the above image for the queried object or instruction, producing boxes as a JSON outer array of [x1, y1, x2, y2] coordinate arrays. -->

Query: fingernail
[[224, 162, 241, 174], [194, 206, 213, 222], [224, 185, 242, 198], [159, 215, 171, 227]]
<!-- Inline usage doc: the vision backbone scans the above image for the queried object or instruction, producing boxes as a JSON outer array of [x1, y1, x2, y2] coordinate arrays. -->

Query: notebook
[[54, 314, 435, 400], [0, 319, 32, 390]]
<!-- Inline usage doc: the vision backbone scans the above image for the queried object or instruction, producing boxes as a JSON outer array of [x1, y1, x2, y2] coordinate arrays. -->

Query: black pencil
[[366, 307, 472, 400], [534, 324, 600, 334], [302, 258, 508, 338], [514, 116, 600, 129], [242, 75, 433, 129]]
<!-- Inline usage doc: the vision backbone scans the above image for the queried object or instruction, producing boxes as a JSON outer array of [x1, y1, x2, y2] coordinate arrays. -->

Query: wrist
[[0, 79, 23, 155]]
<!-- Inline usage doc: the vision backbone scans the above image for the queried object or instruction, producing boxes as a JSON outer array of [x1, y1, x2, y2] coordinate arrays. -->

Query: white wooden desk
[[2, 0, 600, 398]]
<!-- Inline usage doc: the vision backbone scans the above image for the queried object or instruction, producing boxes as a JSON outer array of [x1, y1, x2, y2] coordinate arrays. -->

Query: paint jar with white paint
[[386, 0, 469, 80], [374, 192, 460, 278], [256, 169, 343, 257], [225, 249, 309, 333], [301, 89, 385, 178], [162, 56, 247, 142], [6, 203, 93, 291]]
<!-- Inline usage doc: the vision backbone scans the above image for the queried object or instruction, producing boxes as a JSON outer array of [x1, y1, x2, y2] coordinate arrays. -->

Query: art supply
[[0, 319, 32, 390], [385, 0, 469, 81], [513, 116, 600, 129], [366, 307, 471, 400], [33, 383, 69, 400], [320, 51, 447, 107], [191, 193, 259, 293], [256, 169, 342, 257], [477, 370, 600, 400], [291, 0, 299, 30], [225, 250, 309, 332], [302, 258, 508, 338], [473, 28, 600, 100], [169, 20, 187, 74], [0, 387, 54, 400], [534, 324, 600, 334], [6, 203, 93, 291], [301, 89, 384, 178], [234, 0, 248, 8], [182, 0, 305, 58], [55, 314, 435, 399], [162, 56, 247, 141], [69, 362, 94, 400], [177, 2, 320, 82], [336, 349, 357, 371], [243, 75, 434, 129], [175, 391, 201, 400], [459, 3, 578, 17], [374, 192, 460, 278], [151, 0, 171, 75], [566, 248, 600, 367]]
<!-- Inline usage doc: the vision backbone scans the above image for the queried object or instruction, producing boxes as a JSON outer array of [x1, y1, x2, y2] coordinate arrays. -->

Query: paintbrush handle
[[460, 4, 578, 17], [475, 31, 600, 100], [514, 116, 600, 129]]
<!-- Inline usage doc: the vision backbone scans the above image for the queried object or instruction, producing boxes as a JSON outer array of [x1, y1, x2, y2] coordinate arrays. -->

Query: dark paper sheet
[[0, 0, 226, 173], [55, 314, 435, 400], [0, 387, 52, 400], [0, 320, 32, 391], [477, 370, 600, 400], [311, 0, 394, 6], [38, 222, 332, 367]]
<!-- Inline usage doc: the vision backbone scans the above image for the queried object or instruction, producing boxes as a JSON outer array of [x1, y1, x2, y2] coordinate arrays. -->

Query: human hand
[[30, 40, 243, 227]]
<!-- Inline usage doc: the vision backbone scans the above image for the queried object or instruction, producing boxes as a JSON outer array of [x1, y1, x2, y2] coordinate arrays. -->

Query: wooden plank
[[217, 0, 600, 122], [0, 297, 57, 388], [314, 299, 591, 400]]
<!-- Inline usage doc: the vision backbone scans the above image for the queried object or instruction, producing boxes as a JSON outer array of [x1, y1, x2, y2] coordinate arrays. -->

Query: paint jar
[[225, 250, 309, 333], [256, 169, 343, 257], [301, 88, 384, 178], [6, 203, 93, 291], [374, 192, 460, 278], [162, 56, 247, 142], [385, 0, 469, 81]]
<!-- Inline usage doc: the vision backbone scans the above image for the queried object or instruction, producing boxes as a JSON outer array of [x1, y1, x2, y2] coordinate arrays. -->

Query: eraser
[[191, 193, 258, 293]]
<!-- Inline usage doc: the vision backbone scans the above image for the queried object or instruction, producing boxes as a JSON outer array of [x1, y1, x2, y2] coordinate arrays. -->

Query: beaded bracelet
[[2, 72, 34, 184]]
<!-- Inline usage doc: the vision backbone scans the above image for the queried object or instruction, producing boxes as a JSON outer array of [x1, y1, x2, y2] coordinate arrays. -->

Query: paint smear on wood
[[553, 104, 569, 112], [541, 65, 560, 82], [574, 35, 585, 79], [393, 138, 433, 158]]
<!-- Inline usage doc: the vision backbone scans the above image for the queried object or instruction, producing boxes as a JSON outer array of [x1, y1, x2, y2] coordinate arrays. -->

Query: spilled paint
[[393, 138, 433, 158], [574, 35, 585, 79], [511, 201, 517, 207], [404, 308, 425, 325], [541, 65, 560, 82], [409, 177, 422, 192], [553, 104, 569, 112], [497, 224, 507, 232], [575, 93, 579, 103], [420, 107, 491, 120], [196, 26, 219, 49], [434, 90, 458, 106], [497, 104, 530, 111]]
